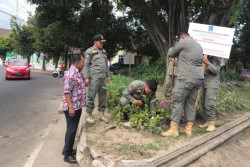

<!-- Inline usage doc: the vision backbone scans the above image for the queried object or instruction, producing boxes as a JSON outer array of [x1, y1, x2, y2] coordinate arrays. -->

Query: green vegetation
[[220, 71, 245, 82], [114, 142, 151, 159], [112, 140, 169, 159], [236, 84, 250, 111], [108, 75, 249, 131], [197, 84, 248, 119], [85, 121, 100, 133], [129, 60, 246, 85], [106, 75, 170, 133], [129, 60, 166, 84]]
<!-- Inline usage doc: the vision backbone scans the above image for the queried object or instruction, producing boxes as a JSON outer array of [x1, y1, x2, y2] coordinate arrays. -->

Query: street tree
[[238, 0, 250, 67], [10, 17, 36, 64], [117, 0, 243, 59], [0, 35, 12, 60]]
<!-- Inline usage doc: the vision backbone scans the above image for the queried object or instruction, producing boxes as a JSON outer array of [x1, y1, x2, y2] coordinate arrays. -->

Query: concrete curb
[[76, 110, 116, 167], [77, 113, 250, 167], [76, 111, 91, 166]]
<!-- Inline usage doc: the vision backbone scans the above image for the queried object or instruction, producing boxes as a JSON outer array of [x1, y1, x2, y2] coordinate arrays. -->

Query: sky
[[0, 0, 36, 29]]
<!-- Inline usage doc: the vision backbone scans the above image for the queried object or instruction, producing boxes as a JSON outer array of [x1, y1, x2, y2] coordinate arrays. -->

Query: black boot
[[64, 155, 77, 164]]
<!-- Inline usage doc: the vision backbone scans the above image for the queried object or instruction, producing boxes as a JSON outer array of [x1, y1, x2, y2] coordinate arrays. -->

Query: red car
[[5, 59, 32, 80], [240, 69, 250, 79]]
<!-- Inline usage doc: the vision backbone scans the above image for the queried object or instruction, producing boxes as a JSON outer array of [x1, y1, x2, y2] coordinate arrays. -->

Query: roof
[[0, 28, 11, 36]]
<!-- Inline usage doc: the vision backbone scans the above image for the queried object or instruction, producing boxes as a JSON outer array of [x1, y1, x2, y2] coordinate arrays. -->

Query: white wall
[[110, 50, 136, 65]]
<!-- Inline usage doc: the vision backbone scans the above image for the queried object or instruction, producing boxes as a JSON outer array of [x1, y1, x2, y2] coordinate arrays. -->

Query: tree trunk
[[123, 0, 168, 58], [122, 0, 188, 60], [42, 53, 46, 71], [27, 55, 31, 65], [54, 55, 59, 70], [196, 0, 238, 26]]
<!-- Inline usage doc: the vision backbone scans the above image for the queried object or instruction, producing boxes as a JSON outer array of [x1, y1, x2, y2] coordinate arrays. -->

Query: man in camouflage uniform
[[83, 34, 111, 124], [120, 80, 158, 116], [164, 38, 178, 101], [161, 32, 204, 137], [235, 59, 243, 75], [199, 55, 221, 132]]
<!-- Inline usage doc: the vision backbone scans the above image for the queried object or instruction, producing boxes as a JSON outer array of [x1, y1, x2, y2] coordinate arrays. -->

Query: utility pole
[[16, 0, 18, 17]]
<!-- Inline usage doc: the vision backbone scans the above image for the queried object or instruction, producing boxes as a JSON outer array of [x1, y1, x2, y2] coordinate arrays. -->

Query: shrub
[[196, 84, 247, 119], [220, 71, 245, 82], [129, 60, 166, 84], [106, 75, 170, 133]]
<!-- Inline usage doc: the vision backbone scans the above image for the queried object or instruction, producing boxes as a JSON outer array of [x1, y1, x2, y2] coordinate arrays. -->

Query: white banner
[[188, 23, 235, 59]]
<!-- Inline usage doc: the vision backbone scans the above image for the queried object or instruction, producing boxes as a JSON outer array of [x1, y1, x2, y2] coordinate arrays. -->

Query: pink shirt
[[63, 65, 86, 111]]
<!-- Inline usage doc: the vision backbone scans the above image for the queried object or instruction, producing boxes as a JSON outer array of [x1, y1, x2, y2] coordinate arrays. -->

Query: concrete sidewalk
[[24, 103, 78, 167]]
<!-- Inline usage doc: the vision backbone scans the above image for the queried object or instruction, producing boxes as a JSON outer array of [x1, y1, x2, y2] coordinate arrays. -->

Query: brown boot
[[99, 111, 109, 123], [161, 121, 179, 137], [86, 112, 95, 124], [206, 121, 216, 132], [199, 122, 209, 128], [184, 122, 193, 137]]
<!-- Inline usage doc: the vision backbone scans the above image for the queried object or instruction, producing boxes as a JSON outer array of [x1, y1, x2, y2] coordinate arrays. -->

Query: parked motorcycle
[[52, 67, 64, 78]]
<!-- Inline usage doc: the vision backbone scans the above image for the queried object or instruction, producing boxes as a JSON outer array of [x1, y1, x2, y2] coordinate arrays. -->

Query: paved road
[[0, 67, 63, 167]]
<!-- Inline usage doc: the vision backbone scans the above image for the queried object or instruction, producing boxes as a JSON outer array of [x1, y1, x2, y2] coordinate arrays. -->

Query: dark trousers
[[63, 109, 82, 155]]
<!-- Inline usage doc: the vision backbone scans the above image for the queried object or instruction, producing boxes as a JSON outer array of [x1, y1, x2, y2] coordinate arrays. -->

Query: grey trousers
[[164, 74, 177, 100], [171, 79, 203, 124], [201, 86, 218, 121], [86, 77, 107, 113], [120, 96, 130, 107]]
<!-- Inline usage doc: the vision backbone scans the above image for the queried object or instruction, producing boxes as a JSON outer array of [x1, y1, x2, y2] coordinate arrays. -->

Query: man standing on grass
[[161, 32, 204, 137], [199, 55, 221, 132], [62, 54, 86, 164], [84, 34, 111, 124]]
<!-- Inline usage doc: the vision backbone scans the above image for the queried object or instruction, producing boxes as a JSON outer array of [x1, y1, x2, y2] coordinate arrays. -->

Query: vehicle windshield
[[9, 60, 27, 66]]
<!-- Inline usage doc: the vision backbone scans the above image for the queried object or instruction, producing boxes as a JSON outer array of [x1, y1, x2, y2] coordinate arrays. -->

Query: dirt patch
[[188, 127, 250, 167], [86, 108, 247, 163]]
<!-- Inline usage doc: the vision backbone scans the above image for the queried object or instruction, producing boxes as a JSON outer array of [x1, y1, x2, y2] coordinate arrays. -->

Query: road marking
[[22, 102, 62, 167], [22, 143, 43, 167], [22, 124, 53, 167]]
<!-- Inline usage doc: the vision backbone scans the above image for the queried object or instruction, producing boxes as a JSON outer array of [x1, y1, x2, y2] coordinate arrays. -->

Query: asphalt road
[[0, 67, 63, 167]]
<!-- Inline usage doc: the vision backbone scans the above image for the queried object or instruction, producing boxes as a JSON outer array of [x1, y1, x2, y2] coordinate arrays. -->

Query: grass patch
[[114, 142, 152, 159], [86, 121, 100, 133], [193, 128, 207, 136], [141, 143, 160, 151], [154, 139, 169, 150], [87, 138, 96, 145], [236, 83, 250, 111]]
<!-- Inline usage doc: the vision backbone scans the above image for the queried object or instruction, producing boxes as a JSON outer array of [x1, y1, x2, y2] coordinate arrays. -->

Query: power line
[[0, 0, 36, 16], [0, 0, 17, 11], [9, 0, 36, 12], [0, 9, 24, 21]]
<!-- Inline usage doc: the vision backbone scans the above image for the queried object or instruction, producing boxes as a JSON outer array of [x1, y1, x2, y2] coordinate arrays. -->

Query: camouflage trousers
[[201, 86, 219, 121], [164, 74, 177, 101]]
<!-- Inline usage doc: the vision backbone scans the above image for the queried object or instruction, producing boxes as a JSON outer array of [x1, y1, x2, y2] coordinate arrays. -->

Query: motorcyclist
[[60, 61, 66, 77]]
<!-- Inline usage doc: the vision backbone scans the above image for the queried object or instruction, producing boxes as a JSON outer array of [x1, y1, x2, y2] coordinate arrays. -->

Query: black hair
[[72, 54, 84, 64], [146, 80, 157, 92], [179, 32, 190, 37]]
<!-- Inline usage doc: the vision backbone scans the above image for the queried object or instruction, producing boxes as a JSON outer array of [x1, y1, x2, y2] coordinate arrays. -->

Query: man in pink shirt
[[62, 54, 86, 164]]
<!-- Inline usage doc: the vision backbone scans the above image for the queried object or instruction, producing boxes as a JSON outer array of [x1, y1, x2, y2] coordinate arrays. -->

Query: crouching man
[[120, 80, 157, 120]]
